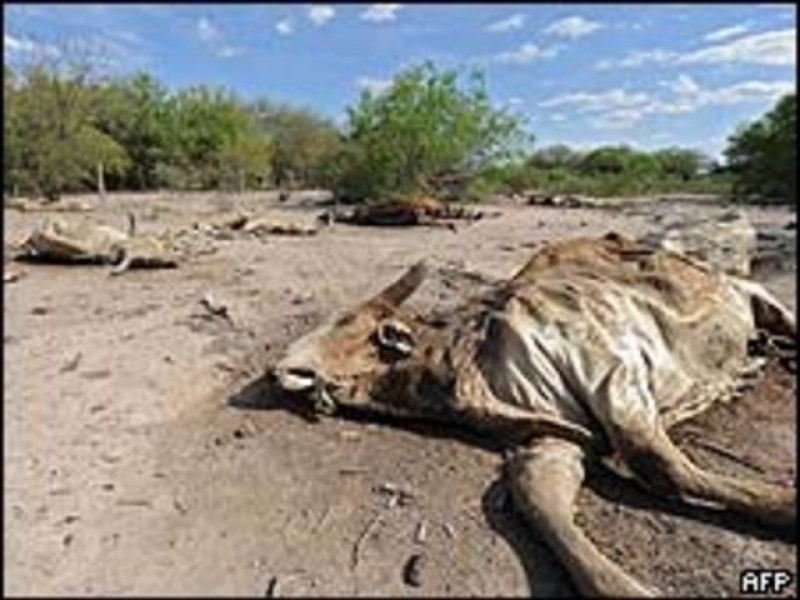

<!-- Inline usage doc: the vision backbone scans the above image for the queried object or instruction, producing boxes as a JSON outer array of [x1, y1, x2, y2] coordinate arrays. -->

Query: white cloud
[[4, 33, 60, 59], [543, 16, 603, 39], [486, 13, 526, 33], [595, 28, 796, 70], [656, 74, 794, 109], [703, 24, 749, 42], [590, 109, 645, 130], [4, 33, 38, 54], [308, 5, 336, 26], [357, 77, 392, 94], [595, 49, 679, 70], [551, 75, 796, 131], [660, 73, 701, 95], [276, 19, 295, 35], [507, 97, 524, 106], [550, 113, 567, 122], [361, 4, 403, 23], [679, 28, 795, 66], [495, 42, 560, 64], [196, 17, 219, 42], [539, 88, 650, 112], [217, 46, 244, 59]]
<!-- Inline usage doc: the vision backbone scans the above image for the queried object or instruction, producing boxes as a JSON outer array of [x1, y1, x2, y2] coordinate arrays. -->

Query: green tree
[[652, 147, 709, 181], [8, 62, 127, 201], [91, 73, 173, 190], [724, 93, 796, 203], [159, 86, 271, 190], [4, 66, 22, 195], [528, 144, 581, 170], [337, 62, 531, 202], [250, 101, 342, 189]]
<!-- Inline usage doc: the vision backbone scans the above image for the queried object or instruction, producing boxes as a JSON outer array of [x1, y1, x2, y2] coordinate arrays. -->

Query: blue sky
[[4, 3, 796, 159]]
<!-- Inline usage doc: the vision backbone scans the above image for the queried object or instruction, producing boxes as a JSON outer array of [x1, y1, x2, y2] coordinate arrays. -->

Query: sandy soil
[[3, 191, 796, 597]]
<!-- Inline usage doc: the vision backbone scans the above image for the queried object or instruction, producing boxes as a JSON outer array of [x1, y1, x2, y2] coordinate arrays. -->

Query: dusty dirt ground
[[3, 191, 796, 597]]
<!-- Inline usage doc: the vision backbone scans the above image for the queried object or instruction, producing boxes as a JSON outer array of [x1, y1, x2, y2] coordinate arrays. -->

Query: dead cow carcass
[[200, 211, 318, 237], [272, 232, 796, 597], [16, 216, 178, 274], [323, 197, 485, 230]]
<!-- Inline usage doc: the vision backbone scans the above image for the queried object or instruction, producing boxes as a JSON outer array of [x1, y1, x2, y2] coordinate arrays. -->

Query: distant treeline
[[3, 56, 795, 204]]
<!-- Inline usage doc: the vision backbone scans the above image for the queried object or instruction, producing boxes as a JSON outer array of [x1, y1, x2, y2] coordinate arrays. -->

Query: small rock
[[4, 268, 25, 284], [63, 533, 74, 547], [403, 553, 427, 587], [31, 306, 49, 315], [291, 292, 314, 305], [101, 483, 115, 492], [233, 428, 245, 440]]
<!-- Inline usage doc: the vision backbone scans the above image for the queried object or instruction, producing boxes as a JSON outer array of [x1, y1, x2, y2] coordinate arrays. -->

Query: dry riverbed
[[3, 191, 796, 596]]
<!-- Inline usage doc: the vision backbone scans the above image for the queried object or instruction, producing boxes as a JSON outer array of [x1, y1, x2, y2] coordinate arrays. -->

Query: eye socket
[[374, 319, 416, 358]]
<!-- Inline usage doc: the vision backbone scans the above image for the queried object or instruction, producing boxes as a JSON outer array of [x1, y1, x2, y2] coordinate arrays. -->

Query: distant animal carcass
[[322, 196, 487, 230], [15, 215, 178, 274]]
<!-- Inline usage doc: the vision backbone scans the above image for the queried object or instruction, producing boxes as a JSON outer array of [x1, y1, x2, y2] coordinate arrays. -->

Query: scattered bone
[[60, 352, 83, 373], [199, 293, 234, 325], [414, 520, 428, 544], [374, 482, 415, 506], [351, 512, 382, 569], [442, 522, 456, 539]]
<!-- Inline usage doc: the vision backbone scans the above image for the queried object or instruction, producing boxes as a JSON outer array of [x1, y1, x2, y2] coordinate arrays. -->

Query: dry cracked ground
[[3, 191, 796, 597]]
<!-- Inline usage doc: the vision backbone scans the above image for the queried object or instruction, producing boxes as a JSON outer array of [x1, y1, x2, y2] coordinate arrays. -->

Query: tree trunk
[[97, 162, 106, 199]]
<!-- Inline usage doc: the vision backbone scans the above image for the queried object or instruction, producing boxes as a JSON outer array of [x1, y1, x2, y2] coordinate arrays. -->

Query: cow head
[[273, 261, 430, 416]]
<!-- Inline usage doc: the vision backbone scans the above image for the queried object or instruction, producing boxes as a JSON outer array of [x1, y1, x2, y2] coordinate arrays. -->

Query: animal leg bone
[[732, 277, 797, 338], [619, 422, 795, 529], [506, 437, 659, 598], [596, 363, 796, 530]]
